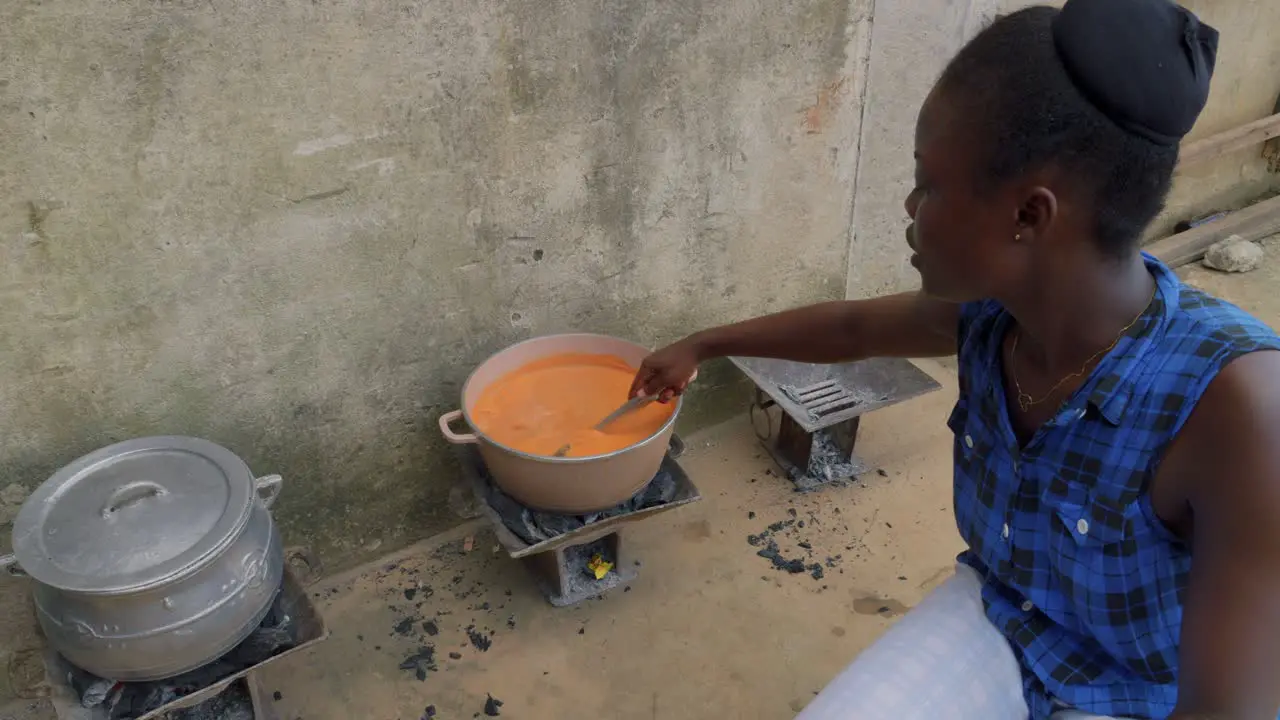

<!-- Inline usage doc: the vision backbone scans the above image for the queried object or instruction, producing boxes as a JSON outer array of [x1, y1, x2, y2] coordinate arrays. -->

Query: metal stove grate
[[731, 356, 942, 491], [780, 380, 881, 422]]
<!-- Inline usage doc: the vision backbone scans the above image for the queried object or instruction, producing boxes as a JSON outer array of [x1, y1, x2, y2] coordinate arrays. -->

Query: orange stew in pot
[[471, 353, 676, 458]]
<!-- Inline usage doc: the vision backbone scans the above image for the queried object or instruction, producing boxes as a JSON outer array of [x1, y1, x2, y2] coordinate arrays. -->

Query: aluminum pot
[[0, 436, 285, 681], [439, 333, 682, 513]]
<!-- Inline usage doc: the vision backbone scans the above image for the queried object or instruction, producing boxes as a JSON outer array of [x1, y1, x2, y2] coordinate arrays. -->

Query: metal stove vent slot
[[781, 381, 864, 421]]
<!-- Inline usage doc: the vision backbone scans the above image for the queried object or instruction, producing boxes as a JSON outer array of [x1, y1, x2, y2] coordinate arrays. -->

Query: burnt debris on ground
[[369, 539, 521, 685], [746, 508, 847, 582], [399, 645, 438, 682], [68, 586, 299, 719], [482, 465, 678, 545], [466, 625, 493, 652]]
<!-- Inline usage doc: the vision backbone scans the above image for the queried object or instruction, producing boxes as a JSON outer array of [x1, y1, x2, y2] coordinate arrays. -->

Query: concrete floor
[[259, 357, 964, 720], [5, 239, 1279, 720]]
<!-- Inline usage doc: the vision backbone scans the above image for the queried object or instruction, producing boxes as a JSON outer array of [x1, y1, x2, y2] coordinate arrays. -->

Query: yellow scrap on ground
[[587, 553, 613, 580]]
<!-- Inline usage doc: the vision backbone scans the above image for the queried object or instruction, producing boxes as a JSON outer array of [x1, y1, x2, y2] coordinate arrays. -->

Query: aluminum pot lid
[[10, 436, 256, 594]]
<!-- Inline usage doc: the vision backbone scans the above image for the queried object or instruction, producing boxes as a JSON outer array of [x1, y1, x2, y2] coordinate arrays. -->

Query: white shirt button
[[964, 435, 974, 448], [1076, 518, 1090, 536], [1021, 600, 1034, 612], [1001, 523, 1010, 539]]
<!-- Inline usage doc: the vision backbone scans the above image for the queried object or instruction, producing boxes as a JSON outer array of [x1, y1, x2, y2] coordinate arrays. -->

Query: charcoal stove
[[457, 436, 701, 607], [43, 566, 327, 720], [730, 356, 941, 491]]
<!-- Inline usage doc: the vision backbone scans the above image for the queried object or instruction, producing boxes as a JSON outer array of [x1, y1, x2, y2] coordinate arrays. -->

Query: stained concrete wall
[[0, 0, 871, 568], [2, 0, 1278, 577], [1163, 0, 1280, 235], [845, 0, 1280, 298], [843, 0, 1000, 299]]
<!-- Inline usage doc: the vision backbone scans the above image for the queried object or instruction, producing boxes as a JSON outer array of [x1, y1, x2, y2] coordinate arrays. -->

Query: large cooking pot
[[439, 333, 682, 513], [0, 436, 284, 681]]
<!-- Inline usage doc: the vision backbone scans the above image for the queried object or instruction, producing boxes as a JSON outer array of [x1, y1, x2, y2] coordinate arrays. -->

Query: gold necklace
[[1010, 294, 1153, 413]]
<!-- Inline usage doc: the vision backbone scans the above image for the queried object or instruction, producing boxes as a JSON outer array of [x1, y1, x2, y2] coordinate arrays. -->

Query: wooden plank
[[1177, 112, 1280, 168], [1146, 194, 1280, 267]]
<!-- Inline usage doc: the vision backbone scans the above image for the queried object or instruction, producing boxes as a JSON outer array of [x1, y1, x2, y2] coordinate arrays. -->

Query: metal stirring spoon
[[553, 393, 661, 457]]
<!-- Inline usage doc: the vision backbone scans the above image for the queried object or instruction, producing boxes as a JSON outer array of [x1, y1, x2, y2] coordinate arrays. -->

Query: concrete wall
[[1163, 0, 1280, 236], [1, 0, 1278, 576], [845, 0, 1280, 298], [0, 0, 871, 568], [843, 0, 1000, 298]]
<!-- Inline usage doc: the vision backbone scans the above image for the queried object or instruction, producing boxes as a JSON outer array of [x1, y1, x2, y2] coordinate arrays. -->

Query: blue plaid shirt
[[951, 253, 1280, 720]]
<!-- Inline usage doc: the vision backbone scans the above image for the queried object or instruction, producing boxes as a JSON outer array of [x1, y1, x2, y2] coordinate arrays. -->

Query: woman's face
[[904, 90, 1024, 303]]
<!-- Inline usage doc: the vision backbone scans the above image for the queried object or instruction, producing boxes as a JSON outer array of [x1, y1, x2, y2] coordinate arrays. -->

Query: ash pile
[[62, 585, 298, 720], [480, 464, 678, 544]]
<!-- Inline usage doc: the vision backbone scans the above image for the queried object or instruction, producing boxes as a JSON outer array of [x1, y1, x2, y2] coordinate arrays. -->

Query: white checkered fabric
[[794, 564, 1134, 720]]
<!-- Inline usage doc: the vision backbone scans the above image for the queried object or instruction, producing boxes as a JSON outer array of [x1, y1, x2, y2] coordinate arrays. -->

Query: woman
[[631, 1, 1280, 719]]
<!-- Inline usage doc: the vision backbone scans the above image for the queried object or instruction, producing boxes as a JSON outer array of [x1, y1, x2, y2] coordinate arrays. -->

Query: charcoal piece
[[483, 485, 548, 545], [68, 664, 115, 708], [536, 513, 584, 537], [423, 620, 439, 636], [399, 645, 438, 682], [466, 626, 492, 652], [166, 681, 255, 720], [756, 541, 806, 574], [484, 693, 504, 716], [226, 626, 291, 666], [109, 683, 178, 719], [103, 685, 125, 716], [638, 469, 677, 506]]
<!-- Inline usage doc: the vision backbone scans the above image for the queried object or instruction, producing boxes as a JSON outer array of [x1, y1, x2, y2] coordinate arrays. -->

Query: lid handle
[[101, 481, 168, 518], [255, 474, 283, 509]]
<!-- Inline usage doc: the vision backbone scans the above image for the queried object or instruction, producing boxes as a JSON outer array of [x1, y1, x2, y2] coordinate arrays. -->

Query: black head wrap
[[1052, 0, 1218, 145]]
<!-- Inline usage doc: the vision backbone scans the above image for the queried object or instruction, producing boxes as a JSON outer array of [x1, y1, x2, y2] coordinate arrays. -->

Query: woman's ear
[[1014, 186, 1058, 243]]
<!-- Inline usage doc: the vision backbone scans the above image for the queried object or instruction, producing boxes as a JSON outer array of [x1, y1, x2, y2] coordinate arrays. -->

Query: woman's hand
[[630, 338, 702, 402]]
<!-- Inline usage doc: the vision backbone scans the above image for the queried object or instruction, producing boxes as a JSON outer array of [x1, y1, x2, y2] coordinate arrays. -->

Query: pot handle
[[0, 554, 26, 578], [439, 410, 479, 445], [255, 474, 284, 509]]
